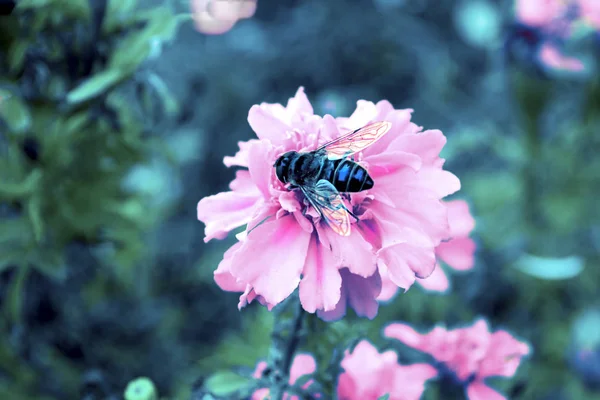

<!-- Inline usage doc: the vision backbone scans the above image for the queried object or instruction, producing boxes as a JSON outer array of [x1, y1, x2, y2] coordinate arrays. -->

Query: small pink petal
[[466, 381, 506, 400], [415, 168, 461, 198], [224, 140, 262, 168], [436, 237, 476, 271], [289, 353, 317, 384], [376, 265, 399, 302], [197, 190, 261, 242], [416, 263, 450, 292], [384, 323, 428, 352], [214, 242, 245, 291], [247, 104, 292, 145], [365, 150, 422, 179], [337, 100, 379, 131], [299, 233, 342, 313], [514, 0, 565, 27], [379, 241, 437, 289], [247, 140, 274, 200], [445, 200, 476, 237], [326, 227, 377, 278], [386, 129, 447, 166], [538, 43, 585, 72], [321, 268, 381, 321], [230, 215, 311, 305], [286, 87, 314, 117]]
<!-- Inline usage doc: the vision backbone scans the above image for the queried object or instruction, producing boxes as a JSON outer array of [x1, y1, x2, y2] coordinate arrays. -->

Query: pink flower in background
[[191, 0, 257, 35], [578, 0, 600, 30], [538, 42, 585, 72], [337, 340, 437, 400], [514, 0, 566, 27], [197, 87, 461, 319], [385, 320, 530, 400], [252, 354, 317, 400], [379, 200, 476, 300]]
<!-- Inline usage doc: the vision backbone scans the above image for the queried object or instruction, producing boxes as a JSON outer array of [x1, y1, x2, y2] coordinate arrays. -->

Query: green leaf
[[204, 371, 251, 396], [109, 7, 182, 74], [7, 40, 29, 74], [103, 0, 138, 34], [66, 69, 126, 105], [0, 92, 32, 134], [0, 218, 32, 244], [0, 248, 24, 273], [4, 265, 30, 324], [377, 394, 390, 400], [26, 193, 44, 242], [514, 253, 585, 280], [0, 169, 43, 200], [146, 73, 179, 116]]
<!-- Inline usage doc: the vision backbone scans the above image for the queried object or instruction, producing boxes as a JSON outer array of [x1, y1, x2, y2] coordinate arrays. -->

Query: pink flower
[[337, 340, 437, 400], [379, 200, 476, 300], [514, 0, 566, 27], [538, 42, 585, 72], [197, 88, 461, 319], [385, 320, 530, 400], [191, 0, 257, 35], [577, 0, 600, 30], [252, 354, 317, 400]]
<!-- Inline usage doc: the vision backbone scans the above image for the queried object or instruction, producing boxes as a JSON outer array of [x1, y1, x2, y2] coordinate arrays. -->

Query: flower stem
[[266, 294, 305, 400]]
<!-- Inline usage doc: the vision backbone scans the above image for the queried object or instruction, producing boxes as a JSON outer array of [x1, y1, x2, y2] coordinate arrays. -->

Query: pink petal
[[538, 43, 585, 72], [393, 363, 438, 400], [362, 108, 414, 157], [253, 361, 268, 379], [247, 104, 292, 146], [466, 381, 506, 400], [299, 233, 342, 313], [376, 265, 400, 302], [286, 87, 314, 117], [197, 190, 261, 242], [289, 353, 317, 384], [247, 140, 274, 200], [191, 0, 238, 35], [445, 200, 476, 237], [386, 129, 447, 166], [251, 388, 270, 400], [336, 100, 378, 131], [369, 200, 436, 249], [379, 242, 437, 289], [478, 331, 530, 378], [436, 237, 476, 271], [384, 323, 428, 352], [320, 268, 381, 321], [414, 167, 461, 198], [365, 150, 422, 179], [214, 242, 245, 291], [326, 227, 377, 278], [229, 215, 311, 305], [224, 140, 262, 168], [514, 0, 565, 27], [416, 263, 450, 292]]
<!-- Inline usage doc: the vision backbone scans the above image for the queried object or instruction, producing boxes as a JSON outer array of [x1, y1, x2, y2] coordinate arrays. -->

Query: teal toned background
[[0, 0, 599, 399]]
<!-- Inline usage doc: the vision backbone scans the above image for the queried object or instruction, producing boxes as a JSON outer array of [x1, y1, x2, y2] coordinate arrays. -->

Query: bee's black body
[[274, 150, 374, 192]]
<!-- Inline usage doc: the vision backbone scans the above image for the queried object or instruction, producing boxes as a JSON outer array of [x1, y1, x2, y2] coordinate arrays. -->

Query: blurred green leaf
[[103, 0, 138, 34], [17, 0, 90, 20], [7, 40, 29, 74], [26, 193, 44, 242], [0, 92, 32, 134], [146, 73, 179, 116], [4, 265, 29, 324], [204, 371, 252, 396], [0, 169, 43, 200], [378, 394, 390, 400], [109, 7, 182, 74], [514, 253, 585, 280], [0, 218, 31, 244], [0, 248, 24, 273], [66, 69, 125, 105]]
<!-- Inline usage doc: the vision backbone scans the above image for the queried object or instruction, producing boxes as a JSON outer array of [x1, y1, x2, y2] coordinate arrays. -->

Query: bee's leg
[[345, 206, 360, 223]]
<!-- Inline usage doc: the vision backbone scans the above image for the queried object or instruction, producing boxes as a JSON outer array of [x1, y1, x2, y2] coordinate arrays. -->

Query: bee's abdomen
[[318, 159, 373, 193]]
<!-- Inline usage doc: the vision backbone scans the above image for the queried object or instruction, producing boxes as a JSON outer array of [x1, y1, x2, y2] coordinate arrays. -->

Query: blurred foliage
[[1, 0, 600, 399]]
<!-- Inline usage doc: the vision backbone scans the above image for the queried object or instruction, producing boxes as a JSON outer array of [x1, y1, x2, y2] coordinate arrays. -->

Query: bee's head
[[274, 151, 295, 184]]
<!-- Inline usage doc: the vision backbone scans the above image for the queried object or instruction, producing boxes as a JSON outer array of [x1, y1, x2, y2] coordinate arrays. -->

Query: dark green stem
[[266, 294, 306, 400]]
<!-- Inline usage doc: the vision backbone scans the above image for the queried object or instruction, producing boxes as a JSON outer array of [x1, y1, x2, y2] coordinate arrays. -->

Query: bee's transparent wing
[[301, 180, 351, 236], [316, 121, 392, 160]]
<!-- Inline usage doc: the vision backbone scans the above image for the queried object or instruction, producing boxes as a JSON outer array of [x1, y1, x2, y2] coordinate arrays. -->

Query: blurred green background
[[0, 0, 599, 399]]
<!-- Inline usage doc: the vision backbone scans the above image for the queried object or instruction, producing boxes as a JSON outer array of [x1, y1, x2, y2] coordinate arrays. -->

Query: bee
[[273, 121, 392, 236]]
